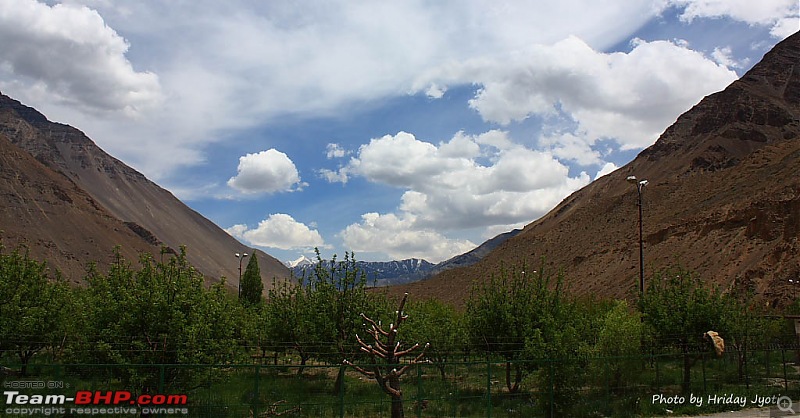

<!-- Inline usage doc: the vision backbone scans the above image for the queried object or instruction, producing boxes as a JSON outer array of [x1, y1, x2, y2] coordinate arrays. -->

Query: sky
[[0, 1, 797, 264]]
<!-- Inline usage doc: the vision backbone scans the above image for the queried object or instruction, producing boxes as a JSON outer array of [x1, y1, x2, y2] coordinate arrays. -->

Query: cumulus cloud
[[342, 213, 476, 263], [227, 149, 305, 194], [0, 0, 663, 179], [595, 162, 619, 180], [330, 130, 591, 261], [415, 37, 738, 153], [668, 0, 799, 38], [0, 0, 162, 115], [326, 143, 347, 159], [226, 214, 324, 250]]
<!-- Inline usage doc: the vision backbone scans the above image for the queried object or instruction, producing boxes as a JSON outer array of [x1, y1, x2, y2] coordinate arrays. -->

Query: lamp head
[[639, 180, 648, 187], [235, 253, 240, 258], [243, 252, 249, 257], [626, 175, 637, 184]]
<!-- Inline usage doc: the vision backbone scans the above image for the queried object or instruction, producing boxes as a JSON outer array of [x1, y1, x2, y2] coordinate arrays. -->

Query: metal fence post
[[254, 365, 261, 417], [782, 347, 788, 390], [416, 362, 423, 418], [339, 365, 345, 418], [549, 360, 555, 418], [486, 359, 492, 418]]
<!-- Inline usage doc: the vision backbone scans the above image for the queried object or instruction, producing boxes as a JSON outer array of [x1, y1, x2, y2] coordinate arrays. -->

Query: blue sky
[[1, 1, 797, 264]]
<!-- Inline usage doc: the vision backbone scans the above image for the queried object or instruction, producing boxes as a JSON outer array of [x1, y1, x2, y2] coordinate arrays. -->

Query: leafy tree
[[404, 298, 466, 380], [466, 263, 564, 393], [240, 253, 263, 306], [263, 277, 315, 373], [639, 266, 729, 392], [304, 249, 380, 393], [0, 245, 73, 375], [590, 300, 643, 393], [77, 246, 246, 390]]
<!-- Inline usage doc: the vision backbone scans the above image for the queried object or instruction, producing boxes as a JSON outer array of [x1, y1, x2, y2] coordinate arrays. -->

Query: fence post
[[701, 352, 706, 392], [159, 364, 165, 393], [486, 359, 492, 418], [254, 365, 260, 417], [416, 362, 422, 418], [339, 365, 345, 418], [549, 360, 555, 418], [782, 347, 788, 390]]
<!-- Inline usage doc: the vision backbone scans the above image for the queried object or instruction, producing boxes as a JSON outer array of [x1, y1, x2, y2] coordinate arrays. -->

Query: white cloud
[[424, 83, 447, 99], [326, 143, 347, 159], [415, 37, 738, 153], [341, 213, 475, 263], [227, 214, 325, 250], [0, 0, 162, 115], [0, 0, 662, 180], [711, 46, 749, 69], [227, 149, 305, 194], [333, 130, 591, 261], [669, 0, 799, 38], [595, 162, 619, 180]]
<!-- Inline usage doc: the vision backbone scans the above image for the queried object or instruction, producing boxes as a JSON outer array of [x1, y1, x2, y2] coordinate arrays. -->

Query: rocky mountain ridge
[[0, 93, 291, 289], [395, 31, 800, 307]]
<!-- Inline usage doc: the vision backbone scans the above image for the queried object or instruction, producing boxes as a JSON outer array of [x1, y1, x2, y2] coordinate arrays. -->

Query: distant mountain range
[[285, 228, 524, 285]]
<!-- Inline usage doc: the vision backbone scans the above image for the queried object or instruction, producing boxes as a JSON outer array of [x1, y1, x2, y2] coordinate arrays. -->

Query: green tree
[[305, 250, 380, 393], [263, 277, 315, 373], [466, 264, 564, 393], [0, 245, 73, 375], [591, 300, 643, 394], [404, 298, 466, 380], [639, 266, 729, 392], [78, 246, 246, 390], [240, 253, 263, 306]]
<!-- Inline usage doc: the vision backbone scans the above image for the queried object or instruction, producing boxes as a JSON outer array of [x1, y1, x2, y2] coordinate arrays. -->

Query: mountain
[[396, 31, 800, 307], [286, 255, 315, 269], [0, 93, 291, 290], [290, 258, 435, 286], [428, 229, 522, 276]]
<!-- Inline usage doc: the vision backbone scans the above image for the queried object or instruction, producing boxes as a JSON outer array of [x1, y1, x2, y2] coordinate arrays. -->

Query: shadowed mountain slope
[[398, 31, 800, 307], [0, 93, 290, 289]]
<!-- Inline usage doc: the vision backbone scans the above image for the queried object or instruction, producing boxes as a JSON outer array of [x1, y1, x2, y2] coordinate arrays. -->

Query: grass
[[3, 350, 800, 417]]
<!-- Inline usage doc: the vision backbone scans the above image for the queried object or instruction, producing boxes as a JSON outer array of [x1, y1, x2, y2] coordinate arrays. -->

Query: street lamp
[[236, 252, 249, 298], [627, 175, 648, 297]]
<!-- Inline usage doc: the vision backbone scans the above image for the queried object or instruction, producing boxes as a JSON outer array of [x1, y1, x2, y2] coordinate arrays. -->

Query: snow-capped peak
[[286, 255, 314, 268]]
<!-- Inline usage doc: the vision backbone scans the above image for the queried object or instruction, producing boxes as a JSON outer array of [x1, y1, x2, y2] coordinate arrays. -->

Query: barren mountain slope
[[398, 31, 800, 307], [0, 94, 290, 289], [0, 134, 159, 282]]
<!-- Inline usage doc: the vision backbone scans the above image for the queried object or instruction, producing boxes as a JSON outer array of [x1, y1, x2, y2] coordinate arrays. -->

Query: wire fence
[[3, 346, 800, 417]]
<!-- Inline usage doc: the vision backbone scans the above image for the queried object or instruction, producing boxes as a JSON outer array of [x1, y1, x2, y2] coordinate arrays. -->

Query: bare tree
[[344, 293, 429, 418]]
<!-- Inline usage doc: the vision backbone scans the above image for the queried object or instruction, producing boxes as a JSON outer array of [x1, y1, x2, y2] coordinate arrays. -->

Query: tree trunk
[[389, 376, 404, 418], [333, 365, 346, 395], [505, 361, 521, 393]]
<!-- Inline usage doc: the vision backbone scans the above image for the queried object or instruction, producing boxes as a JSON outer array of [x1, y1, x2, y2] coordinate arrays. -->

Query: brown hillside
[[0, 134, 157, 282], [399, 31, 800, 307], [0, 93, 291, 290]]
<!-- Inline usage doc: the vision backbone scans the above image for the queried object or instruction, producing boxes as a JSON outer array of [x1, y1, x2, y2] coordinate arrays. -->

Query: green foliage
[[640, 266, 728, 351], [74, 246, 246, 389], [404, 298, 467, 379], [0, 245, 73, 374], [240, 253, 263, 306], [466, 263, 583, 397]]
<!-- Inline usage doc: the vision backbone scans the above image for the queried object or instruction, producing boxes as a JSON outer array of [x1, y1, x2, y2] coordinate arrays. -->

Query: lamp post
[[236, 252, 249, 298], [627, 175, 647, 297]]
